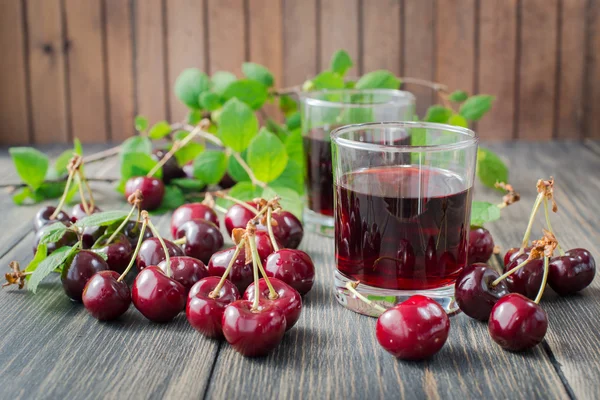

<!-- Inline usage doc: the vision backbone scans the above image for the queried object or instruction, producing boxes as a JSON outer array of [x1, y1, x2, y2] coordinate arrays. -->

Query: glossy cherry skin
[[123, 220, 153, 247], [33, 225, 78, 255], [71, 203, 101, 222], [375, 295, 450, 360], [207, 247, 253, 293], [264, 249, 315, 295], [82, 270, 131, 320], [504, 247, 532, 267], [33, 206, 71, 231], [186, 276, 240, 338], [81, 226, 106, 249], [61, 250, 110, 302], [218, 173, 236, 189], [548, 248, 596, 295], [158, 256, 208, 292], [136, 238, 184, 271], [503, 254, 544, 300], [125, 176, 165, 211], [468, 227, 494, 264], [244, 278, 302, 330], [256, 211, 304, 249], [488, 293, 548, 351], [176, 219, 224, 264], [455, 263, 510, 321], [224, 202, 259, 236], [170, 203, 219, 237], [152, 148, 185, 183], [132, 266, 187, 322], [95, 233, 133, 274], [222, 299, 287, 357]]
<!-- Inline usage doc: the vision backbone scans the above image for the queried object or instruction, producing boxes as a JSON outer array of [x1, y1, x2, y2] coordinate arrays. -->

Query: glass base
[[333, 269, 460, 317], [303, 208, 334, 237]]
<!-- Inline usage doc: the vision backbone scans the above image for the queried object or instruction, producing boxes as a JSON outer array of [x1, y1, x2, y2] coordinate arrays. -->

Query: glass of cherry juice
[[300, 89, 415, 235], [331, 122, 478, 315]]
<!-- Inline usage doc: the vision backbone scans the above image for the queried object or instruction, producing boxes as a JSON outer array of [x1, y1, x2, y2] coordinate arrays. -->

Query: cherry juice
[[335, 165, 472, 290]]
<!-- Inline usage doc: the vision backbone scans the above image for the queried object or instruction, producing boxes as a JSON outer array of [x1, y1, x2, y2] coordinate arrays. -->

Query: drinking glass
[[331, 122, 478, 315], [300, 89, 415, 235]]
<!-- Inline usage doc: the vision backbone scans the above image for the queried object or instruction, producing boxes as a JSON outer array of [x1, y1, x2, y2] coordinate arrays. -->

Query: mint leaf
[[218, 98, 259, 152], [38, 223, 68, 245], [449, 90, 468, 103], [75, 210, 128, 228], [228, 151, 250, 183], [448, 114, 468, 128], [270, 159, 304, 195], [28, 246, 77, 293], [222, 79, 268, 110], [121, 136, 152, 155], [247, 128, 288, 183], [279, 95, 298, 117], [199, 91, 222, 111], [211, 71, 237, 96], [471, 201, 501, 227], [174, 68, 210, 109], [424, 105, 452, 123], [355, 70, 400, 89], [330, 50, 353, 76], [459, 95, 495, 121], [135, 115, 149, 132], [172, 130, 205, 165], [285, 112, 301, 131], [262, 186, 303, 219], [193, 150, 228, 184], [148, 121, 172, 140], [24, 243, 48, 276], [9, 147, 49, 190], [311, 71, 345, 90], [121, 152, 161, 180], [477, 148, 509, 190], [242, 62, 274, 87]]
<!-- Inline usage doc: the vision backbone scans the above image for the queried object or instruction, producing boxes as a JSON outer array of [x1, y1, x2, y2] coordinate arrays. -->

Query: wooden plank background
[[0, 0, 598, 145]]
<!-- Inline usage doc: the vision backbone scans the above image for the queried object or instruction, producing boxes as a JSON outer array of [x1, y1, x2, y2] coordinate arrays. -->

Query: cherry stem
[[344, 281, 386, 314], [250, 238, 260, 311], [534, 256, 550, 304], [543, 198, 565, 256], [266, 208, 280, 252], [78, 169, 96, 210], [231, 152, 266, 188], [75, 173, 91, 215], [173, 237, 186, 245], [213, 204, 228, 214], [491, 257, 531, 287], [117, 219, 148, 282], [208, 239, 245, 299], [50, 168, 76, 220], [249, 233, 278, 300], [146, 128, 201, 178], [105, 203, 138, 245], [216, 193, 259, 214], [145, 217, 172, 277], [518, 193, 544, 254], [83, 145, 121, 164]]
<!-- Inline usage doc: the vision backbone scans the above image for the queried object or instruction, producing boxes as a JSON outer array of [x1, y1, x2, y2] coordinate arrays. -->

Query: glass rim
[[299, 88, 415, 109], [330, 121, 479, 153]]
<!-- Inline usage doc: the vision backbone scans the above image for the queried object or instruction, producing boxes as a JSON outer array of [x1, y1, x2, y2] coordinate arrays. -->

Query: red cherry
[[488, 293, 548, 351], [455, 263, 509, 321], [171, 203, 219, 238], [152, 148, 185, 183], [123, 220, 153, 247], [125, 177, 165, 211], [503, 254, 544, 300], [264, 249, 315, 295], [375, 295, 450, 360], [81, 226, 106, 249], [186, 277, 240, 338], [33, 206, 71, 231], [468, 227, 494, 264], [136, 238, 183, 271], [548, 248, 596, 295], [207, 246, 253, 293], [504, 247, 532, 267], [176, 219, 224, 264], [61, 250, 110, 302], [222, 299, 286, 357], [71, 203, 101, 222], [82, 270, 131, 321], [132, 266, 187, 323], [256, 211, 304, 249], [218, 173, 236, 189], [94, 233, 133, 273], [244, 278, 302, 330], [158, 256, 209, 292], [224, 202, 259, 236]]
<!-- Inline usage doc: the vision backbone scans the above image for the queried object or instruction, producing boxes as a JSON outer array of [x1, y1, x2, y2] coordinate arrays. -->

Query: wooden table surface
[[0, 141, 599, 400]]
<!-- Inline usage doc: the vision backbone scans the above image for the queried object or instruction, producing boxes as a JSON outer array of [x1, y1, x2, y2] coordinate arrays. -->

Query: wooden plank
[[0, 0, 31, 145], [517, 0, 559, 140], [319, 0, 360, 75], [207, 0, 245, 76], [403, 0, 435, 117], [588, 0, 600, 138], [105, 0, 136, 142], [135, 0, 168, 122], [64, 0, 108, 143], [282, 0, 318, 87], [26, 0, 69, 144], [165, 0, 206, 122], [477, 0, 517, 141], [361, 0, 402, 75]]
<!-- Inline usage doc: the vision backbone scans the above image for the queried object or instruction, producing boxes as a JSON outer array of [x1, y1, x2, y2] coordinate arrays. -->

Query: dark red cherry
[[61, 250, 110, 302], [136, 238, 183, 271], [82, 270, 131, 320], [468, 227, 494, 264], [218, 173, 236, 189], [94, 233, 133, 274], [455, 263, 510, 321], [255, 231, 278, 263], [244, 278, 302, 330], [33, 224, 78, 255], [548, 248, 596, 295], [132, 265, 187, 323], [171, 203, 219, 238], [375, 295, 450, 360], [222, 299, 286, 357], [152, 148, 185, 184], [207, 247, 253, 293], [158, 256, 208, 292], [70, 203, 101, 222], [264, 249, 315, 295], [176, 219, 224, 264], [224, 202, 259, 236], [125, 176, 165, 211], [81, 225, 106, 249], [503, 254, 544, 300], [123, 220, 153, 247], [504, 247, 532, 267], [488, 293, 548, 351], [256, 211, 304, 249], [33, 206, 71, 231], [186, 276, 240, 338]]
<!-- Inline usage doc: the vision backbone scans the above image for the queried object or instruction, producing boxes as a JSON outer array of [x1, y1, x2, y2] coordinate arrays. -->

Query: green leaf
[[38, 223, 68, 245], [75, 210, 129, 228], [222, 79, 268, 110], [24, 243, 48, 276], [187, 109, 203, 125], [330, 50, 353, 76], [135, 115, 149, 132], [424, 105, 452, 123], [448, 114, 468, 128], [470, 201, 501, 227], [120, 152, 161, 181], [211, 71, 237, 96], [218, 98, 259, 152], [148, 121, 172, 140], [242, 62, 274, 87], [28, 246, 77, 293], [193, 150, 228, 184], [311, 71, 345, 90], [355, 70, 400, 89], [172, 130, 205, 165], [121, 136, 152, 155], [285, 112, 301, 131], [9, 147, 49, 190], [170, 178, 206, 193], [92, 250, 108, 261], [262, 186, 303, 219], [279, 95, 298, 117], [158, 185, 186, 211], [199, 91, 222, 111], [12, 187, 32, 205], [345, 80, 356, 89], [477, 148, 509, 190], [54, 149, 74, 177], [74, 138, 83, 156], [449, 90, 468, 103], [227, 151, 250, 183], [247, 128, 289, 183], [266, 119, 289, 141], [218, 182, 263, 208], [270, 159, 304, 195], [459, 95, 495, 121], [174, 68, 210, 109], [284, 130, 304, 167]]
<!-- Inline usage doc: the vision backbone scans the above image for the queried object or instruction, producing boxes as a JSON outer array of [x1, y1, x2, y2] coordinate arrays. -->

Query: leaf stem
[[117, 219, 147, 282], [217, 193, 259, 214], [266, 208, 280, 252], [105, 203, 137, 245], [146, 127, 201, 178], [145, 214, 172, 277], [491, 257, 531, 287], [534, 256, 550, 304], [209, 239, 245, 298], [344, 281, 386, 314], [543, 198, 565, 256], [231, 152, 266, 188]]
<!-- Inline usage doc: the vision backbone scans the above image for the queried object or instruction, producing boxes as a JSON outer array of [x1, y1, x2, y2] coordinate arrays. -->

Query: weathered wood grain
[[282, 0, 318, 87], [588, 0, 600, 139], [361, 0, 402, 75], [319, 0, 360, 75], [207, 0, 245, 76]]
